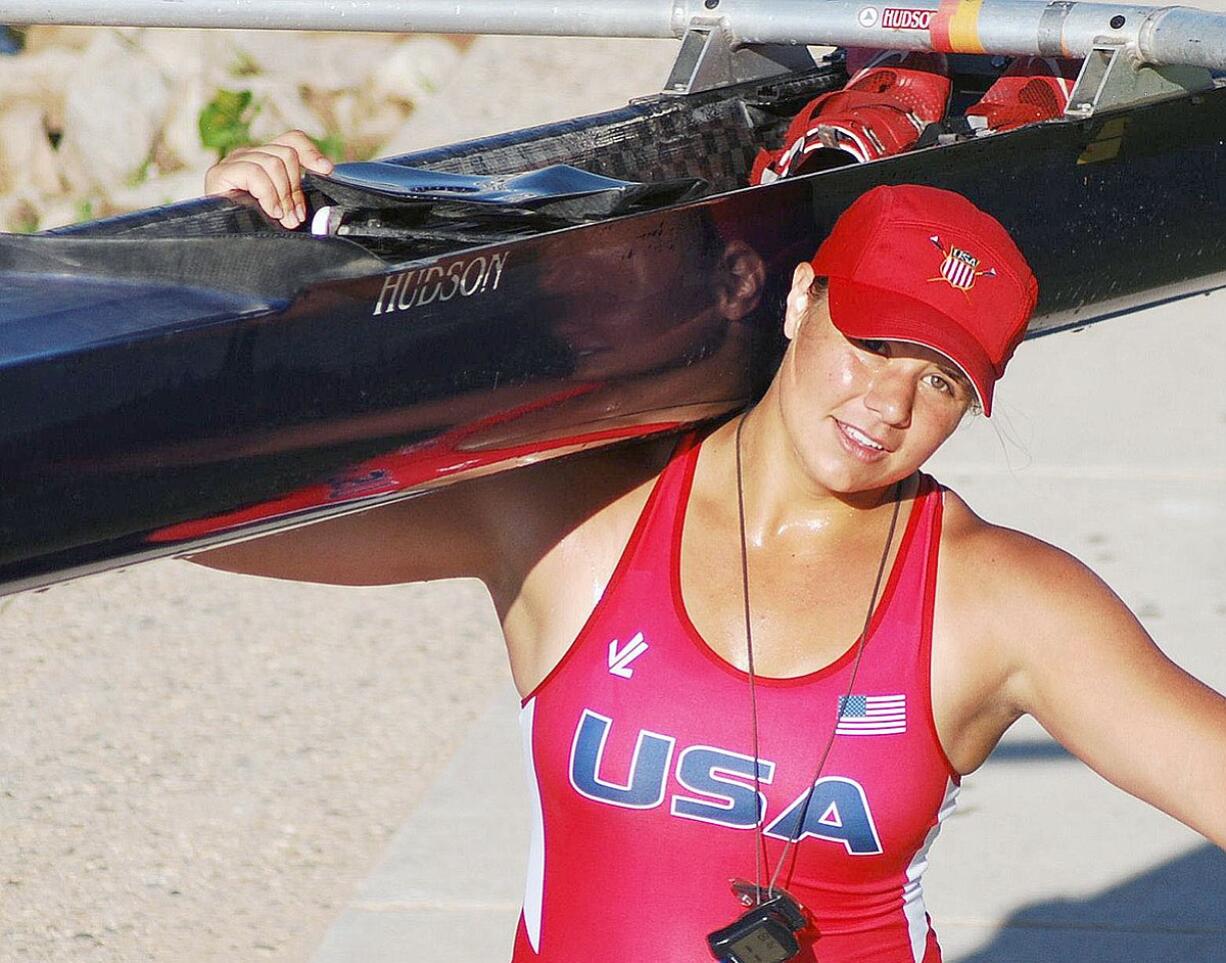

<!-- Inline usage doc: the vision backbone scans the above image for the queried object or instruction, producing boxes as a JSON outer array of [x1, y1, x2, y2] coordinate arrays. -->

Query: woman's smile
[[832, 417, 893, 461]]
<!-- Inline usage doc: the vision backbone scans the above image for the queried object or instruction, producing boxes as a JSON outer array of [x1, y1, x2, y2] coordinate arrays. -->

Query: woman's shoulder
[[933, 482, 1125, 632], [477, 433, 680, 596], [486, 433, 683, 678], [934, 484, 1051, 559], [499, 431, 680, 519]]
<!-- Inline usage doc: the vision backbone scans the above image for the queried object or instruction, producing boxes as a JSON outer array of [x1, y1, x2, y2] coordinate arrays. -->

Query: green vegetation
[[229, 50, 262, 78], [125, 159, 151, 188], [198, 89, 261, 160], [311, 132, 379, 164], [310, 132, 348, 163]]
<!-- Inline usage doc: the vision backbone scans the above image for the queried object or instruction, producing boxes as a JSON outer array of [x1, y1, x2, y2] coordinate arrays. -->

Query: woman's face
[[773, 263, 974, 494]]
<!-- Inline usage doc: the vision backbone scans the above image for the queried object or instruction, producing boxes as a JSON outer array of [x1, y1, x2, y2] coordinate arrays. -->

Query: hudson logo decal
[[857, 6, 880, 27], [881, 7, 935, 29], [373, 250, 510, 316]]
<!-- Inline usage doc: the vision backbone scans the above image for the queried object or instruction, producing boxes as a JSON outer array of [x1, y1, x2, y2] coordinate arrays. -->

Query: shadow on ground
[[988, 738, 1076, 763], [955, 844, 1226, 963]]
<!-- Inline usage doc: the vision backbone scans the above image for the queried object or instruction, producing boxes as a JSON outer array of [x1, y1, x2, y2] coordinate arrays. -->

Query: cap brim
[[827, 278, 997, 416]]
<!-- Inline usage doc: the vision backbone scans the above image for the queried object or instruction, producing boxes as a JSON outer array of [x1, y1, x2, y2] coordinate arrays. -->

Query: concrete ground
[[310, 33, 1226, 960], [312, 288, 1226, 963]]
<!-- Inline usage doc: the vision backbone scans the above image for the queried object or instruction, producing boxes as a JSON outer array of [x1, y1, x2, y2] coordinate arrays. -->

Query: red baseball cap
[[810, 184, 1037, 415]]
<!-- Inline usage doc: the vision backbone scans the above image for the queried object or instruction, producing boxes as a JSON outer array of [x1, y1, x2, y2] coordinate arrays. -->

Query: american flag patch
[[940, 248, 979, 290], [836, 694, 907, 736]]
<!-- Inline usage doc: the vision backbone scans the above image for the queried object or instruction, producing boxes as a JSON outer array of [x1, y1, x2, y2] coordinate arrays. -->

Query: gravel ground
[[0, 566, 508, 962], [0, 33, 679, 963]]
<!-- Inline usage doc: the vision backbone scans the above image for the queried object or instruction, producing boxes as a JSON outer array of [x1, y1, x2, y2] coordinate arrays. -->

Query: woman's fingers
[[203, 130, 335, 229], [254, 142, 306, 223], [206, 157, 294, 224], [265, 131, 336, 223], [206, 148, 296, 226], [273, 129, 335, 175]]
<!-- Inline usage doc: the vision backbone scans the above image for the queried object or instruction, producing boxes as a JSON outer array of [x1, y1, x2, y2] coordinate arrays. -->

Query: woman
[[198, 138, 1226, 962]]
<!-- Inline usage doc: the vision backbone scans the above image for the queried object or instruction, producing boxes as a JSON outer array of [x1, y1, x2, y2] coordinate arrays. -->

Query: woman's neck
[[705, 399, 903, 549]]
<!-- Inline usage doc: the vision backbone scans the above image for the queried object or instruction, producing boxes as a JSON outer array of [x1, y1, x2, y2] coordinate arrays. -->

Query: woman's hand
[[204, 130, 335, 230]]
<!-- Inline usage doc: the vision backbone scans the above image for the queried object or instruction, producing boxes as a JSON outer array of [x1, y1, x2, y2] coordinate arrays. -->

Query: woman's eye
[[929, 374, 953, 395], [927, 372, 965, 399]]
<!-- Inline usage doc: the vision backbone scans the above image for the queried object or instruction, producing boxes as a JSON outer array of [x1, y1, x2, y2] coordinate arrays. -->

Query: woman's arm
[[988, 533, 1226, 848], [187, 479, 501, 586], [189, 437, 672, 596]]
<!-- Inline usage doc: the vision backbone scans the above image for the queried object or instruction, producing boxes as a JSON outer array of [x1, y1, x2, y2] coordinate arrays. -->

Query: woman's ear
[[783, 262, 817, 341], [713, 241, 766, 320]]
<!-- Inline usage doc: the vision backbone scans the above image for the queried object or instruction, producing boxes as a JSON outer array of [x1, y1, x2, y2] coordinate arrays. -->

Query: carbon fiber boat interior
[[46, 58, 851, 252]]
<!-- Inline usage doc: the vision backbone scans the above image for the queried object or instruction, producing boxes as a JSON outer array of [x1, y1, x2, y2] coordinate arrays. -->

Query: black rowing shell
[[1, 64, 1223, 595]]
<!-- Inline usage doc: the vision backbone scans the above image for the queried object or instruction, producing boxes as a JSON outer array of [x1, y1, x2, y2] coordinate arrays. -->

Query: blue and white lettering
[[565, 714, 883, 853], [671, 746, 775, 829], [764, 777, 883, 855], [569, 709, 675, 810]]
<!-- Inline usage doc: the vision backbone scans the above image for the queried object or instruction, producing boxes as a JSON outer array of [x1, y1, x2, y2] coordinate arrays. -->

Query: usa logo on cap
[[929, 234, 997, 293]]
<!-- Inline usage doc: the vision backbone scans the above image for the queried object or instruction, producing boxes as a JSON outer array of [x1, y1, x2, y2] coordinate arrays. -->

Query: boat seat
[[310, 161, 708, 220]]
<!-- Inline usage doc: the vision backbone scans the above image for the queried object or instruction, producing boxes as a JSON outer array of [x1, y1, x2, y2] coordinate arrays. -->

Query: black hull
[[2, 60, 1224, 596]]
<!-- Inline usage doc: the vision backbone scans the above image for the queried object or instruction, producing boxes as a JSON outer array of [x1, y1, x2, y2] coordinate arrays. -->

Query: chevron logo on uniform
[[928, 234, 996, 293], [607, 632, 649, 678], [836, 694, 907, 735]]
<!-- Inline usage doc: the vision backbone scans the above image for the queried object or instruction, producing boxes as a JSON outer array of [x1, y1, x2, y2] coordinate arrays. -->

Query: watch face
[[729, 926, 791, 963]]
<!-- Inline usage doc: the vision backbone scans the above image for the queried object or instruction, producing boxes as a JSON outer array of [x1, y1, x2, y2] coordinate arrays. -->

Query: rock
[[225, 31, 402, 91], [159, 78, 219, 173], [20, 25, 95, 54], [367, 36, 465, 109], [58, 31, 171, 193], [134, 28, 214, 83], [0, 190, 44, 234], [0, 102, 63, 196], [0, 47, 78, 120], [105, 169, 206, 214], [243, 80, 329, 144], [353, 98, 413, 157], [380, 35, 678, 156], [0, 30, 476, 227]]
